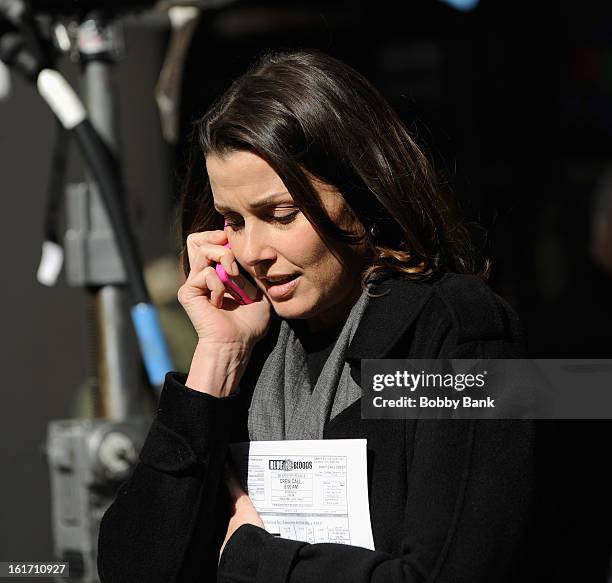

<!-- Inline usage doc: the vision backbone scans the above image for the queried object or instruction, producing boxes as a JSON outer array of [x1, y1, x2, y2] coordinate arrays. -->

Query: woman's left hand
[[220, 469, 265, 560]]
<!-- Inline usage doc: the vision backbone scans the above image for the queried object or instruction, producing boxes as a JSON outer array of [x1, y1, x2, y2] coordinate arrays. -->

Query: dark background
[[178, 0, 612, 357], [1, 0, 612, 570]]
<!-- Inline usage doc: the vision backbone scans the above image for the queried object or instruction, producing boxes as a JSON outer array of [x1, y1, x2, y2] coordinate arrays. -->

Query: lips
[[262, 274, 300, 300], [261, 274, 299, 287]]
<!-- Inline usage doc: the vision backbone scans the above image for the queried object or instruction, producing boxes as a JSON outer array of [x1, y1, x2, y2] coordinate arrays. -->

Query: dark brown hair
[[179, 49, 488, 287]]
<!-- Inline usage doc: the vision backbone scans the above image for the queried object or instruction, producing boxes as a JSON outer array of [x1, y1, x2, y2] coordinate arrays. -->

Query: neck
[[305, 282, 364, 334]]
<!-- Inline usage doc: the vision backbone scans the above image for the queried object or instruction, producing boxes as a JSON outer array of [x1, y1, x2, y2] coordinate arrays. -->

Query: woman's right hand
[[177, 229, 272, 350]]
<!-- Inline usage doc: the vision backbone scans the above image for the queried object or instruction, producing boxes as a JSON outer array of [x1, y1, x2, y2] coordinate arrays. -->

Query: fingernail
[[231, 261, 239, 276]]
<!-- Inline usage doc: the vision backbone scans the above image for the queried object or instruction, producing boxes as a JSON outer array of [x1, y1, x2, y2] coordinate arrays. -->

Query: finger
[[185, 230, 227, 271], [179, 265, 223, 306], [197, 244, 237, 277], [177, 267, 211, 305], [220, 252, 240, 278], [189, 243, 238, 278], [203, 266, 227, 308], [225, 468, 247, 501]]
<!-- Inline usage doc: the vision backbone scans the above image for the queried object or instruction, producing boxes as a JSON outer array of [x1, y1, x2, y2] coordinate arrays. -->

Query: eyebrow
[[214, 191, 292, 213]]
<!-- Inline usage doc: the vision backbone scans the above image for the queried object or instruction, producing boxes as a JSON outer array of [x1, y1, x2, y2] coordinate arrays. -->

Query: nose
[[238, 220, 276, 268]]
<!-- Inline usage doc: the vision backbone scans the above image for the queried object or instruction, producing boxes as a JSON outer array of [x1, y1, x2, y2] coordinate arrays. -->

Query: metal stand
[[47, 15, 150, 582], [75, 16, 140, 421], [1, 5, 177, 581]]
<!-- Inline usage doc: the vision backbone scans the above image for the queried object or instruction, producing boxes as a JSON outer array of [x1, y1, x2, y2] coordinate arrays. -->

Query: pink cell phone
[[215, 228, 262, 305]]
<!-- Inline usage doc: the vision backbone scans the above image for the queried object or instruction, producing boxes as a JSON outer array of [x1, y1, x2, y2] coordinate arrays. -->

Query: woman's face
[[206, 150, 368, 331]]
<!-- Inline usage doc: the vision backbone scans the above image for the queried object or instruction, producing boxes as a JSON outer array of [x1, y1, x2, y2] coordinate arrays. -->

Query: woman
[[98, 50, 553, 583]]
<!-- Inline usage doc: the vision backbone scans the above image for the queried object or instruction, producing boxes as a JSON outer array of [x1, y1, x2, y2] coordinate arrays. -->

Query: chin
[[270, 302, 310, 320], [268, 296, 320, 321]]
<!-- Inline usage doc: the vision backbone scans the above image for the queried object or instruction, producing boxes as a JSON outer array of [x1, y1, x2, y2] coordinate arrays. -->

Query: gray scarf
[[248, 289, 370, 440]]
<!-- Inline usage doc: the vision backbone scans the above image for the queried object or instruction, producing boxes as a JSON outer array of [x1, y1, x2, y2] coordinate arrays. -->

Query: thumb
[[225, 464, 247, 502]]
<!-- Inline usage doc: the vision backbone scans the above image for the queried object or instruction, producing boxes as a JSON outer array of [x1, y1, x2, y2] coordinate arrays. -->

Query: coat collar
[[345, 275, 434, 385]]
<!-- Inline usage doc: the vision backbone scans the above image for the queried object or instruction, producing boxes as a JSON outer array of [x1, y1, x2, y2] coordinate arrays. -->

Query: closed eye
[[269, 210, 300, 224], [224, 209, 300, 230]]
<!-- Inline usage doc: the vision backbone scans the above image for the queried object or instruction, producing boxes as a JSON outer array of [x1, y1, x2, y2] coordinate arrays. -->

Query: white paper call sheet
[[228, 439, 375, 550]]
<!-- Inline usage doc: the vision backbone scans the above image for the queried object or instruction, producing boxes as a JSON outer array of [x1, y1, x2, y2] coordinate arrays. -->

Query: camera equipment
[[1, 1, 174, 389], [0, 2, 186, 580], [3, 0, 156, 17], [47, 417, 151, 580]]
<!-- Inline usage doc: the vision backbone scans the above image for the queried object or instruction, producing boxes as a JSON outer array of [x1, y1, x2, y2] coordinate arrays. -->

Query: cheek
[[301, 237, 340, 276], [302, 248, 349, 296], [280, 223, 328, 266], [278, 220, 355, 285]]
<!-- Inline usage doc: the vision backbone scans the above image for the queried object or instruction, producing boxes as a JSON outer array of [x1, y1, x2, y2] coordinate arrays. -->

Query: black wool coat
[[97, 273, 608, 583]]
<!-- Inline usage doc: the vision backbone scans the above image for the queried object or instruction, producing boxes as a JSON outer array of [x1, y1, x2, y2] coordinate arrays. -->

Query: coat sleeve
[[97, 372, 237, 583], [217, 339, 538, 583]]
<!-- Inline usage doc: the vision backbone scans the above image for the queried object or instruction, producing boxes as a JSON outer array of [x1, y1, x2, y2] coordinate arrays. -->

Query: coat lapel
[[345, 276, 434, 386], [240, 276, 435, 420]]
